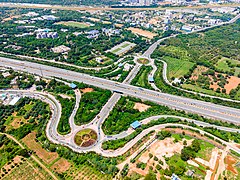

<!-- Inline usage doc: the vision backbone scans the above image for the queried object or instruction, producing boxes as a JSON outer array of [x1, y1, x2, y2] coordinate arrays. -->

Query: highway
[[1, 57, 240, 124]]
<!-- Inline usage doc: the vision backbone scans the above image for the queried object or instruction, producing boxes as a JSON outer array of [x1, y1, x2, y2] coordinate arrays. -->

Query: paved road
[[0, 51, 128, 71], [2, 90, 240, 157], [1, 57, 240, 124], [101, 123, 240, 157], [142, 13, 240, 103], [156, 59, 240, 103]]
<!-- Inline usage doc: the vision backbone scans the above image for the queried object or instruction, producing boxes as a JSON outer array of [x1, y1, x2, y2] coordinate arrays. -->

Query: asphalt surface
[[2, 90, 240, 157], [1, 57, 240, 124]]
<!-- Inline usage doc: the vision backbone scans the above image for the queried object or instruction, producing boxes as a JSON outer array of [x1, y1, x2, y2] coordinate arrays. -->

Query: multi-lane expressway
[[1, 57, 240, 124]]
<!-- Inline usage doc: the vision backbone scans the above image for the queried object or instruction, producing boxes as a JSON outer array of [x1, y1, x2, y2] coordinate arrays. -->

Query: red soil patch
[[133, 103, 151, 112], [224, 76, 240, 94], [211, 156, 220, 180], [81, 139, 96, 147], [51, 158, 71, 173], [190, 66, 208, 81], [225, 155, 238, 174], [22, 132, 58, 164], [80, 88, 94, 93]]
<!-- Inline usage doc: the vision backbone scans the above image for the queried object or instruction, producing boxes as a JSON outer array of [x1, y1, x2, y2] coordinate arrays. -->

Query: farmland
[[1, 157, 52, 180], [22, 132, 59, 164]]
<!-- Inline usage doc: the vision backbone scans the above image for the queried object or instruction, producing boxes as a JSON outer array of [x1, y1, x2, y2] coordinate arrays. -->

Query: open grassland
[[55, 21, 90, 28], [162, 56, 195, 79], [22, 132, 58, 164]]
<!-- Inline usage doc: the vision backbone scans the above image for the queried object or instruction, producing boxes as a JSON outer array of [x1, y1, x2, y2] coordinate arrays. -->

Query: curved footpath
[[1, 90, 240, 158]]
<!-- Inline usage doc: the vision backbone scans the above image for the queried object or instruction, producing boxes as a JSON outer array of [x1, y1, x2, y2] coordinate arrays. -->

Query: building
[[131, 121, 141, 129], [9, 97, 21, 105], [171, 174, 180, 180], [24, 12, 39, 17], [70, 83, 77, 89], [86, 30, 100, 39], [42, 15, 58, 21], [181, 25, 194, 32], [96, 57, 103, 63], [36, 32, 58, 39], [148, 77, 154, 83]]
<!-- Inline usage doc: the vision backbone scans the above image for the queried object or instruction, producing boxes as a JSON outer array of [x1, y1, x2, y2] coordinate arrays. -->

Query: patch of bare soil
[[127, 27, 157, 39], [224, 76, 240, 94], [133, 103, 151, 112], [190, 66, 209, 81], [59, 94, 72, 99], [225, 155, 238, 174], [22, 132, 58, 164], [51, 158, 71, 173], [80, 88, 94, 93]]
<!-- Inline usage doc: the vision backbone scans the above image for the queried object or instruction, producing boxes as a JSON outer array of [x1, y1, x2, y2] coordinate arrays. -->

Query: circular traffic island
[[74, 129, 98, 147], [137, 58, 150, 65]]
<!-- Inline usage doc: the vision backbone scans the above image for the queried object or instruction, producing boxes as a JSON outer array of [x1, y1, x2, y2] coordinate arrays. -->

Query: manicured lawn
[[74, 129, 97, 147], [162, 56, 195, 79], [112, 48, 122, 54], [171, 134, 192, 141], [121, 43, 130, 48]]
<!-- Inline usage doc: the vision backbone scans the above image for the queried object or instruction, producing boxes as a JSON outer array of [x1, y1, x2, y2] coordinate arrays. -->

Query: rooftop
[[131, 121, 141, 129]]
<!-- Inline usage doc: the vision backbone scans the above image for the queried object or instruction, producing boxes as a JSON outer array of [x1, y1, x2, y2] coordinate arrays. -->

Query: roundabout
[[74, 129, 98, 147]]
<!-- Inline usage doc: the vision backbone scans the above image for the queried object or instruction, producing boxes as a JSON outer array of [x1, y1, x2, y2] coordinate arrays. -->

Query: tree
[[144, 171, 157, 180]]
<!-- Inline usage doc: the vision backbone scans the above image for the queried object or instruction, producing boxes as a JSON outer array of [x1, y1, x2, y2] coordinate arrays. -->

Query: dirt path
[[0, 133, 58, 180], [214, 149, 228, 180]]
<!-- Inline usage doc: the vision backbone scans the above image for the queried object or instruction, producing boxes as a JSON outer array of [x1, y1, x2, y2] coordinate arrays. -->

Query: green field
[[196, 140, 215, 161], [112, 48, 122, 54], [215, 57, 240, 72], [56, 21, 90, 28], [162, 56, 195, 79], [121, 43, 130, 48], [182, 84, 220, 96]]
